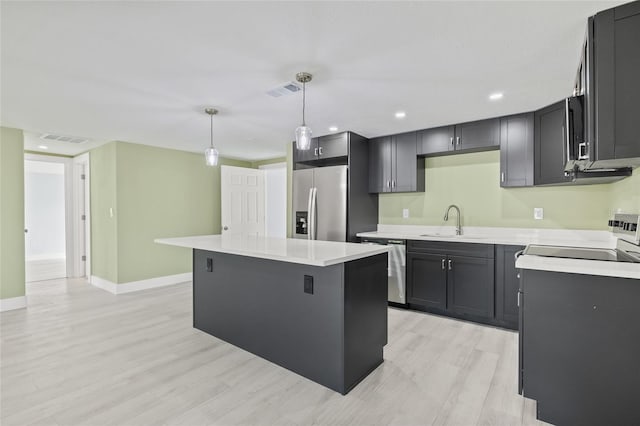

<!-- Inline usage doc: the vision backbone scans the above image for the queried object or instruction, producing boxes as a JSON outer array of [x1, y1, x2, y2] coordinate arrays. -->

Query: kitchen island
[[155, 235, 389, 395]]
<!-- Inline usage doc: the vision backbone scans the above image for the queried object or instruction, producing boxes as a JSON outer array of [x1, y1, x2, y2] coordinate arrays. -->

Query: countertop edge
[[515, 255, 640, 279]]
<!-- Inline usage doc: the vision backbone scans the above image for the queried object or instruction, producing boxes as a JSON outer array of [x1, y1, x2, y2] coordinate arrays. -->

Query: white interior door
[[221, 166, 265, 236], [260, 163, 287, 238]]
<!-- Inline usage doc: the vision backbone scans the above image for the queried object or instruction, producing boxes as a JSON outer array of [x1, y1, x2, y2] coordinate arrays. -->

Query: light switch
[[402, 208, 410, 219], [534, 208, 544, 220]]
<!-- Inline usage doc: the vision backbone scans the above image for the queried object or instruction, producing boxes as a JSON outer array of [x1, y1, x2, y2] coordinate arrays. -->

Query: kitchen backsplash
[[379, 150, 639, 230]]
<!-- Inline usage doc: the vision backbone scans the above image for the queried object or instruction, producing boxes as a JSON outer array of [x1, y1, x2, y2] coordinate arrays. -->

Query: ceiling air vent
[[40, 133, 89, 144], [266, 81, 302, 98]]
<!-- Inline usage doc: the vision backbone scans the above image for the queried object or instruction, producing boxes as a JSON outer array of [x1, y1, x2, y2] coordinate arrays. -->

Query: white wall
[[261, 163, 287, 238]]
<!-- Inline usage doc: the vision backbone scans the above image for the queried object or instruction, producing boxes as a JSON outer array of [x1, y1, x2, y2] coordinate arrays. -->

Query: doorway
[[24, 153, 90, 283]]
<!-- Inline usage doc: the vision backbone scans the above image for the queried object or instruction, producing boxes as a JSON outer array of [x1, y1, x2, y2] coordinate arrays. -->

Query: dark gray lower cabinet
[[407, 252, 447, 310], [495, 245, 525, 330], [447, 255, 494, 318], [520, 269, 640, 425], [407, 241, 495, 323]]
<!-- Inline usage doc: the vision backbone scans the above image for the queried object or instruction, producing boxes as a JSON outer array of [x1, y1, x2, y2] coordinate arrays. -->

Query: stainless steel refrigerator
[[293, 165, 348, 242]]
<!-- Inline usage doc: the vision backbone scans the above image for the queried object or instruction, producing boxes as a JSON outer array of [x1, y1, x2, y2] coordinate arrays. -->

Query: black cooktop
[[523, 245, 639, 263]]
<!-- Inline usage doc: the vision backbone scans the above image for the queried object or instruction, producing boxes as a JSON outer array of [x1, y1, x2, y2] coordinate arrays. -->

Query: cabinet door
[[612, 6, 640, 160], [500, 113, 534, 187], [368, 136, 392, 193], [455, 118, 500, 151], [534, 101, 573, 185], [447, 255, 494, 319], [418, 126, 455, 156], [495, 245, 524, 330], [392, 132, 419, 192], [294, 138, 319, 163], [407, 252, 447, 310], [318, 133, 348, 159]]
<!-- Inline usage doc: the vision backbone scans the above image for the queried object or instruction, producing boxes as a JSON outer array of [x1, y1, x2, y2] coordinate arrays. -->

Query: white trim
[[72, 153, 91, 279], [90, 273, 191, 294], [0, 296, 27, 312]]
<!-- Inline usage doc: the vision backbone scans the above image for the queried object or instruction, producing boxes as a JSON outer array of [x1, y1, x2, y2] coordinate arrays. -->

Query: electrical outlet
[[304, 275, 314, 294], [402, 208, 410, 219], [534, 208, 544, 220]]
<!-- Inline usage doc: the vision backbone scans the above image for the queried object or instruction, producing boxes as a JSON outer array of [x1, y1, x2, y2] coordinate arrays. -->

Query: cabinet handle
[[456, 136, 461, 145], [314, 148, 318, 156], [391, 180, 396, 188], [448, 259, 452, 270], [441, 259, 446, 270], [319, 146, 323, 156], [517, 292, 521, 307], [501, 172, 505, 183], [386, 180, 391, 188], [450, 137, 454, 146]]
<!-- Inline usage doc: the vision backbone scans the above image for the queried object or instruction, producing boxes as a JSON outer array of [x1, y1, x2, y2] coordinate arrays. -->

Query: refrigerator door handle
[[308, 187, 318, 240], [307, 187, 314, 240]]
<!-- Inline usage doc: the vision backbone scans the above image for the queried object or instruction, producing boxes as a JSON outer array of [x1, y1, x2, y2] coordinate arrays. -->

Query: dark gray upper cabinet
[[500, 113, 534, 187], [455, 118, 501, 151], [368, 136, 393, 193], [317, 133, 348, 159], [417, 119, 500, 156], [293, 132, 349, 165], [294, 137, 319, 163], [368, 132, 424, 193], [580, 2, 640, 169], [534, 101, 573, 185], [418, 125, 455, 155]]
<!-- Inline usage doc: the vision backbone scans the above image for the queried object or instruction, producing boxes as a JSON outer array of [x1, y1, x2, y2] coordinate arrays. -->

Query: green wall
[[90, 141, 251, 284], [379, 150, 637, 230], [0, 127, 26, 299]]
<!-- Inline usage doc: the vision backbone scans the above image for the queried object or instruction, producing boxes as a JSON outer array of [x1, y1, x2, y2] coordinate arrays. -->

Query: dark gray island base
[[192, 249, 388, 395]]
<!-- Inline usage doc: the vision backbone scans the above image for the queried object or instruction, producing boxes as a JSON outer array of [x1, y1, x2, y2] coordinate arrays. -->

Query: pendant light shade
[[295, 125, 312, 150], [295, 72, 313, 150], [204, 108, 219, 166]]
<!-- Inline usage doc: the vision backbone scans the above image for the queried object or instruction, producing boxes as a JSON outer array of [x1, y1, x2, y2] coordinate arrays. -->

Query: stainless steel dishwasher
[[360, 238, 406, 306]]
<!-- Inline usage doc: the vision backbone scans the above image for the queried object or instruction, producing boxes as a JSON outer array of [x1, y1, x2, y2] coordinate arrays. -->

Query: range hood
[[563, 166, 632, 185]]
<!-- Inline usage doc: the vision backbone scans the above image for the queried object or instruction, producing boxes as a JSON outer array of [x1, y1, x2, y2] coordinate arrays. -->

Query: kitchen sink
[[419, 233, 484, 239]]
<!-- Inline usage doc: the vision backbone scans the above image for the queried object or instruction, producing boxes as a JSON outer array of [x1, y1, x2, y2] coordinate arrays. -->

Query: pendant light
[[204, 108, 219, 166], [295, 72, 313, 150]]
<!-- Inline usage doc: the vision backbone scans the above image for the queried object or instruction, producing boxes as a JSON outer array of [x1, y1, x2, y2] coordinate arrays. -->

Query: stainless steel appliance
[[522, 213, 640, 263], [361, 238, 406, 306], [293, 165, 348, 242], [562, 94, 631, 183]]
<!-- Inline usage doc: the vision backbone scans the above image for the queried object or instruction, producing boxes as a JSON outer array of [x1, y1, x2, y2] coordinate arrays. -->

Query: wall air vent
[[266, 81, 302, 98], [40, 133, 89, 144]]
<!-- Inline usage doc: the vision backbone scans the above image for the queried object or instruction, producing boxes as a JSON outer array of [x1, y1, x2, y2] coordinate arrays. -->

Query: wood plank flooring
[[1, 278, 548, 426]]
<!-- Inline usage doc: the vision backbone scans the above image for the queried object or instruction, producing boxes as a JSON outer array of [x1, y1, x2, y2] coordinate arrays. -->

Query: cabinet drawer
[[407, 240, 494, 258]]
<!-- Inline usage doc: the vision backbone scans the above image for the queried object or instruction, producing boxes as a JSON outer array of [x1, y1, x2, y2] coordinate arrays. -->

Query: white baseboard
[[0, 296, 27, 312], [90, 273, 191, 295]]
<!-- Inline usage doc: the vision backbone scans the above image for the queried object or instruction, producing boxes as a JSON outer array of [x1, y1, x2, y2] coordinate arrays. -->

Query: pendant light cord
[[302, 82, 306, 126], [210, 113, 214, 148]]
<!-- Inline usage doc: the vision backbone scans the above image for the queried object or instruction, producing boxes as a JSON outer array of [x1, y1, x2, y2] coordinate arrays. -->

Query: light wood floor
[[1, 278, 548, 426]]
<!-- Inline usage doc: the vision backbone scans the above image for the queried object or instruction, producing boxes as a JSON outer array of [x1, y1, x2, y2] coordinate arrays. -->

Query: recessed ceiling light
[[395, 111, 406, 119], [38, 145, 48, 149], [329, 126, 338, 132], [489, 92, 504, 101]]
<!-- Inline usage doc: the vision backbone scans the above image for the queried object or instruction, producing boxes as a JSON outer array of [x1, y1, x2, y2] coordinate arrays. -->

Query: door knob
[[223, 226, 228, 231], [24, 229, 28, 233]]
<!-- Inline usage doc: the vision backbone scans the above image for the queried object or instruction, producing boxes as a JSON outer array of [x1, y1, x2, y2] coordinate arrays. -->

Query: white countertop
[[515, 255, 640, 279], [155, 235, 389, 267], [357, 224, 616, 248], [357, 224, 638, 279]]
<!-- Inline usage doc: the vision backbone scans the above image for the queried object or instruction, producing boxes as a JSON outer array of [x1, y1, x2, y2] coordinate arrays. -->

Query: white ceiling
[[1, 1, 626, 160]]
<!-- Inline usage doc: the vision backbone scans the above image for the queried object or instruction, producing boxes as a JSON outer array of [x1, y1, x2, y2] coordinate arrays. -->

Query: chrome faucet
[[444, 205, 462, 235]]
